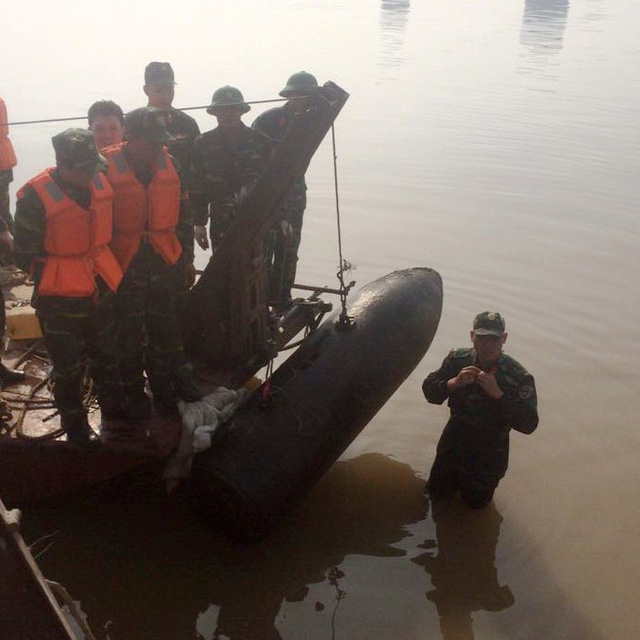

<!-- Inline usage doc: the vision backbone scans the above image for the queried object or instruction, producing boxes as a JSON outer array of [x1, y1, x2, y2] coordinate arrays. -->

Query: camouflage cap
[[52, 128, 107, 171], [473, 311, 506, 337], [124, 107, 174, 143], [144, 61, 176, 86]]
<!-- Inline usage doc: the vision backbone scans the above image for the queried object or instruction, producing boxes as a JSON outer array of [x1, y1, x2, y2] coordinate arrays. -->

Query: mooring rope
[[330, 123, 355, 328], [1, 98, 287, 128]]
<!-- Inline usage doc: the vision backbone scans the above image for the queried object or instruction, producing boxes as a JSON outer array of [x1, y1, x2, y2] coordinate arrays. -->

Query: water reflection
[[520, 0, 570, 71], [24, 453, 427, 640], [379, 1, 411, 69], [412, 499, 513, 640]]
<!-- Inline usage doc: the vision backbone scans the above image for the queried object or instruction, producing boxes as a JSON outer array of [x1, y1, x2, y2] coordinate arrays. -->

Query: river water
[[3, 0, 640, 638]]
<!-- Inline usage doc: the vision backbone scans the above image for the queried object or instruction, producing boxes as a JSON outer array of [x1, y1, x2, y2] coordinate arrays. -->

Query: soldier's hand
[[194, 225, 209, 250], [184, 262, 197, 289], [476, 371, 504, 399], [450, 366, 481, 391]]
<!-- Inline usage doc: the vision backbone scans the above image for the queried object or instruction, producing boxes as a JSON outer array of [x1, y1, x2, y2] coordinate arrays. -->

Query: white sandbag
[[163, 387, 250, 490]]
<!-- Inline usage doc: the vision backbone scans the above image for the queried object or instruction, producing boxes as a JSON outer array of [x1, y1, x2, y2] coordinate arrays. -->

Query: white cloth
[[163, 386, 250, 490]]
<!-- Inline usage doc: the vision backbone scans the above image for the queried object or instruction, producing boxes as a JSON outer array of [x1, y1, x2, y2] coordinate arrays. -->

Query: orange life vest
[[0, 97, 17, 171], [103, 143, 182, 272], [27, 169, 123, 297]]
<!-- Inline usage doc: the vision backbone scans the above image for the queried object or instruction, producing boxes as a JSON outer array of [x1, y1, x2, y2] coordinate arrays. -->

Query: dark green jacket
[[189, 123, 273, 227], [423, 348, 538, 477]]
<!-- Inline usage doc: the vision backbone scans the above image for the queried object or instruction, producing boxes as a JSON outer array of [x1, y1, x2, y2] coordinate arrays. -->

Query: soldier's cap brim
[[72, 153, 108, 173], [151, 131, 175, 143], [279, 88, 318, 98], [473, 328, 504, 337], [129, 130, 175, 143], [207, 104, 251, 115]]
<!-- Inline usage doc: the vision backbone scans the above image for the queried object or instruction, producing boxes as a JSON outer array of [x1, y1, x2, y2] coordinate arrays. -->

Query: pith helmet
[[279, 71, 319, 98], [206, 86, 250, 115]]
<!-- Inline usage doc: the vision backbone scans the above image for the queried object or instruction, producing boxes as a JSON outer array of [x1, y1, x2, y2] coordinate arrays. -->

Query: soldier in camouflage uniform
[[0, 167, 22, 387], [423, 312, 538, 508], [129, 62, 201, 174], [105, 107, 199, 414], [190, 86, 273, 253], [13, 129, 124, 443], [132, 63, 200, 330], [252, 71, 319, 308], [0, 96, 27, 387]]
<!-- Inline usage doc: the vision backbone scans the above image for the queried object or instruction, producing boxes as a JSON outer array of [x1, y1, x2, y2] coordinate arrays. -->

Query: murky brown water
[[4, 0, 640, 638]]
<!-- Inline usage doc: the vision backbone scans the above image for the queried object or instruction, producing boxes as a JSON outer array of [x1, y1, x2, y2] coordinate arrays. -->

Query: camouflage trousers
[[0, 170, 13, 348], [267, 190, 306, 303], [0, 170, 12, 222], [427, 419, 508, 508], [115, 245, 190, 400], [36, 291, 122, 419], [0, 286, 5, 346], [1, 173, 12, 345]]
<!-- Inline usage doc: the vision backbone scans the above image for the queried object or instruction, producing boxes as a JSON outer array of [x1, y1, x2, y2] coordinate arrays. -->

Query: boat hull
[[0, 410, 181, 507]]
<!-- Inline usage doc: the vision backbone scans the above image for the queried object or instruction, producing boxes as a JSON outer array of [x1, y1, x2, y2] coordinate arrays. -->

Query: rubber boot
[[151, 385, 179, 409], [174, 366, 202, 403], [126, 389, 152, 420], [99, 390, 131, 421], [61, 413, 95, 446], [175, 378, 202, 403], [0, 363, 26, 387]]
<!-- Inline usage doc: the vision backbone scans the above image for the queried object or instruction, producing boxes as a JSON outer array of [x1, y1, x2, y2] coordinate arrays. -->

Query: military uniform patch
[[518, 385, 533, 399]]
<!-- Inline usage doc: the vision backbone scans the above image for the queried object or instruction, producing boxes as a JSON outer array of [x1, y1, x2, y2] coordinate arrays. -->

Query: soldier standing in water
[[423, 312, 538, 508]]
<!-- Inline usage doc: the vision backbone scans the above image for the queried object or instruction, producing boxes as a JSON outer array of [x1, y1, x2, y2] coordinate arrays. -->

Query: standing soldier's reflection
[[413, 499, 514, 639]]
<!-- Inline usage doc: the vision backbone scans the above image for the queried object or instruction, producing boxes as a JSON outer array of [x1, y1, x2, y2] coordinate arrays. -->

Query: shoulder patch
[[518, 385, 534, 399]]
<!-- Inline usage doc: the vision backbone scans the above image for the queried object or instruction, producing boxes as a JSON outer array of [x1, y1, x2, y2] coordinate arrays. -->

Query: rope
[[1, 98, 287, 128], [260, 357, 278, 405], [330, 123, 355, 328], [15, 376, 64, 440], [0, 397, 13, 434]]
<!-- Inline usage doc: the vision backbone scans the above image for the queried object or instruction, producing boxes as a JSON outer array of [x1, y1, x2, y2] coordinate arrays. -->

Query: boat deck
[[0, 277, 186, 506]]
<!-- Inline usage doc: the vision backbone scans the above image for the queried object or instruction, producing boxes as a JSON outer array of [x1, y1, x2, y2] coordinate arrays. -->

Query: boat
[[0, 497, 97, 639], [0, 81, 443, 540]]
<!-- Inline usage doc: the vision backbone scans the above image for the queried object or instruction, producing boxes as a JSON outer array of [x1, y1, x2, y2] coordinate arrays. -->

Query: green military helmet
[[206, 86, 251, 115], [279, 71, 319, 98]]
